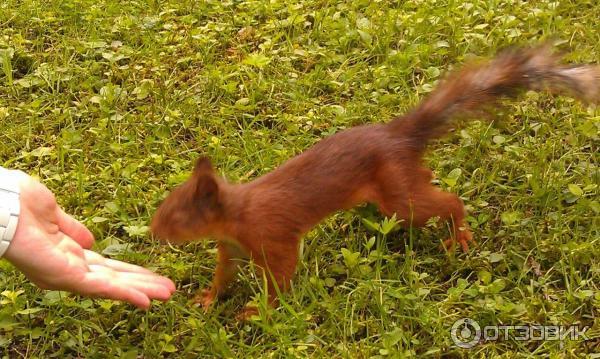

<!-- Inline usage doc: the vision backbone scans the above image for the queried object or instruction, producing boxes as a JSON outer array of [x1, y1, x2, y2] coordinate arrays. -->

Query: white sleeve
[[0, 167, 26, 257]]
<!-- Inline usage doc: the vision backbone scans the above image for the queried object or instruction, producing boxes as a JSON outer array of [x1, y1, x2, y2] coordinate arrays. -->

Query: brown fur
[[150, 45, 599, 317]]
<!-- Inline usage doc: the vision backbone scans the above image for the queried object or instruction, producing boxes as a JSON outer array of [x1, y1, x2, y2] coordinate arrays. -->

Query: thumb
[[56, 208, 95, 249]]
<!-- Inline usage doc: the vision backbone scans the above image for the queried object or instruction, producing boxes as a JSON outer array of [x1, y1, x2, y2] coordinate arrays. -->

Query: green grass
[[1, 0, 599, 357]]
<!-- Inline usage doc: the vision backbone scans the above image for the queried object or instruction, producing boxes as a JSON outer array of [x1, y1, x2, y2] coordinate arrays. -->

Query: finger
[[121, 272, 176, 294], [125, 278, 174, 301], [86, 267, 174, 302], [83, 250, 172, 283], [88, 264, 176, 294], [57, 208, 94, 249], [83, 250, 108, 264], [83, 249, 149, 272], [78, 272, 152, 309], [104, 258, 159, 275]]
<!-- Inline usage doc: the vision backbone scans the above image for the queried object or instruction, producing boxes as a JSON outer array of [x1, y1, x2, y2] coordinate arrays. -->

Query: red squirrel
[[151, 45, 599, 317]]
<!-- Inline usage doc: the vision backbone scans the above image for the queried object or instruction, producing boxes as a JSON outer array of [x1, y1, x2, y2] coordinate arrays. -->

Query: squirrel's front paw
[[442, 228, 474, 253], [236, 305, 259, 321], [193, 288, 216, 311]]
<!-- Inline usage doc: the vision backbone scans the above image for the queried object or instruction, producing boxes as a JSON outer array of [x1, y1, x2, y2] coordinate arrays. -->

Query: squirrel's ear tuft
[[192, 157, 220, 207], [194, 156, 214, 175], [193, 174, 220, 209]]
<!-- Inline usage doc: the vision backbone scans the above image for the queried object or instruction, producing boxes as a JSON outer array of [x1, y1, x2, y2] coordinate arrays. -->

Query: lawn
[[0, 0, 598, 357]]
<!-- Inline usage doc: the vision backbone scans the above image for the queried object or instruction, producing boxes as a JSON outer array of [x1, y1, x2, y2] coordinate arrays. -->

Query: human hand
[[3, 174, 176, 309]]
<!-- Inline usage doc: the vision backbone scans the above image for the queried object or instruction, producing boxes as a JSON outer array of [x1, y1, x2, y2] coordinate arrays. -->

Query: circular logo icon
[[451, 318, 481, 349]]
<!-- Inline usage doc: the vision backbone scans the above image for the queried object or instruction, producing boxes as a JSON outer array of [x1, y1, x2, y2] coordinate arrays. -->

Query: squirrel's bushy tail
[[390, 45, 600, 147]]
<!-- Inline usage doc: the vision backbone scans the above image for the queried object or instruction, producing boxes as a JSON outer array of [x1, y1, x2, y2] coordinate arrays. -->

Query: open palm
[[4, 175, 175, 309]]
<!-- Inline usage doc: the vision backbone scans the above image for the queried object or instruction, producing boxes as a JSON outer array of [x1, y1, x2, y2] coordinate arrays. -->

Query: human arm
[[0, 168, 175, 309]]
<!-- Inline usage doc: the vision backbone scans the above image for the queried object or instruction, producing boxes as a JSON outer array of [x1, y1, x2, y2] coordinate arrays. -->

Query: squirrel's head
[[151, 156, 226, 243]]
